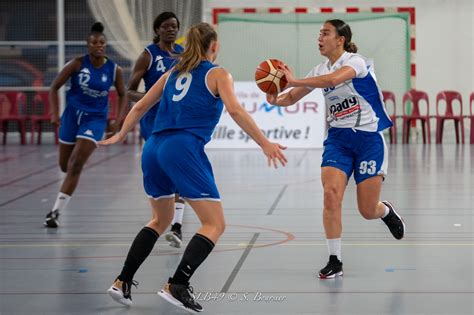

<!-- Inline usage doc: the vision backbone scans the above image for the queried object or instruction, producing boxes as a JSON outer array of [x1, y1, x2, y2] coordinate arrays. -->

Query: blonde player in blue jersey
[[101, 22, 287, 312], [267, 19, 405, 279], [127, 12, 186, 248], [44, 22, 127, 228]]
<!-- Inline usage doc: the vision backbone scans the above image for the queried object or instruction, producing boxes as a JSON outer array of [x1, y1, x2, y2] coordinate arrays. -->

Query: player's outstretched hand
[[262, 142, 287, 168], [98, 133, 124, 146]]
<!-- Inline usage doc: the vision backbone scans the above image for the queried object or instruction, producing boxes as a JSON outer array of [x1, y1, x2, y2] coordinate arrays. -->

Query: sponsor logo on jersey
[[329, 96, 361, 120], [80, 68, 91, 74]]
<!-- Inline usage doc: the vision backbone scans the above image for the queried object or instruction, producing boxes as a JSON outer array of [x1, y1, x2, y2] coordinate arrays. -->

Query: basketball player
[[44, 22, 127, 228], [127, 12, 185, 248], [267, 19, 405, 279], [102, 22, 287, 312]]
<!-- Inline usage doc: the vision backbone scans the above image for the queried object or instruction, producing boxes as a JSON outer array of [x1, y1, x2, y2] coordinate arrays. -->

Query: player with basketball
[[102, 22, 287, 312], [266, 19, 405, 279], [127, 12, 186, 248]]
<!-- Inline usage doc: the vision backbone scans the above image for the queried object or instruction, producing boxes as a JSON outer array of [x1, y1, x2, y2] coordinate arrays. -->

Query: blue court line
[[385, 268, 417, 272]]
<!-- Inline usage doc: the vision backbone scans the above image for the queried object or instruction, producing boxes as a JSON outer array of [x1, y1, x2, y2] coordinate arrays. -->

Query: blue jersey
[[143, 43, 183, 92], [66, 55, 117, 114], [153, 60, 223, 143], [142, 44, 183, 116]]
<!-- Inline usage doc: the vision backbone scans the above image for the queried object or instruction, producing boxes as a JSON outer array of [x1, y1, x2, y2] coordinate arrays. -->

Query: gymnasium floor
[[0, 141, 473, 314]]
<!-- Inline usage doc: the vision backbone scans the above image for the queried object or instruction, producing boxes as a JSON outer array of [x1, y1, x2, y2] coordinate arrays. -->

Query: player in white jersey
[[267, 19, 405, 279]]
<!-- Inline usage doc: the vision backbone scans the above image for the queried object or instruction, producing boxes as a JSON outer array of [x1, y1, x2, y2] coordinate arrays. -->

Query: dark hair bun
[[91, 22, 104, 33], [345, 42, 358, 53]]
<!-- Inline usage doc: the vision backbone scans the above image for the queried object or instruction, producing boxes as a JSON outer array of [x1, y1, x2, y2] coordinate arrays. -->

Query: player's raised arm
[[212, 68, 287, 168], [99, 71, 169, 146]]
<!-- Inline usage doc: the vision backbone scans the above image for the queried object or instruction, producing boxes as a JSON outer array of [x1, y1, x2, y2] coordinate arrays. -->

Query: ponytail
[[174, 23, 217, 75], [344, 42, 358, 53]]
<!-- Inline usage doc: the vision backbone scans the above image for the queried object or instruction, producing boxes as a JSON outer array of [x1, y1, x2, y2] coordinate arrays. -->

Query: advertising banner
[[207, 82, 326, 149]]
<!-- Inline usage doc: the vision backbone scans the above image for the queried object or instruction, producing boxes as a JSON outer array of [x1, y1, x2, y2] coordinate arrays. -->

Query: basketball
[[255, 59, 288, 94]]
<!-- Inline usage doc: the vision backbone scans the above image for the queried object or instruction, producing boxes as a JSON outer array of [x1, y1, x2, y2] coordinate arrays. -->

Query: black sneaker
[[381, 201, 405, 240], [158, 280, 203, 313], [318, 255, 343, 279], [107, 278, 138, 306], [44, 210, 59, 228], [165, 224, 183, 248]]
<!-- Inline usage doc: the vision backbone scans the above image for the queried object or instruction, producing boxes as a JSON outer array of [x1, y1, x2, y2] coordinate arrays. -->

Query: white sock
[[381, 203, 390, 218], [326, 238, 342, 261], [172, 201, 185, 225], [52, 192, 71, 213]]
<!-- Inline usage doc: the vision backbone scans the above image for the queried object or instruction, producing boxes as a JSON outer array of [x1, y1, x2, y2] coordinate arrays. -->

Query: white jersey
[[306, 51, 392, 132]]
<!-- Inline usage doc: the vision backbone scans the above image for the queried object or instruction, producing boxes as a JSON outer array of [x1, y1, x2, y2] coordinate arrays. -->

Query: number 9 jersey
[[152, 61, 223, 144]]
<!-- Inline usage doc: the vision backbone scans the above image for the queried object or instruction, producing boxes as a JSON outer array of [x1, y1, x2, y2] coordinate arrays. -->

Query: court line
[[296, 149, 308, 167], [2, 242, 474, 249], [0, 150, 128, 207], [221, 233, 259, 293], [267, 184, 288, 215], [0, 147, 40, 163], [0, 224, 294, 260], [0, 163, 58, 187], [1, 290, 473, 295]]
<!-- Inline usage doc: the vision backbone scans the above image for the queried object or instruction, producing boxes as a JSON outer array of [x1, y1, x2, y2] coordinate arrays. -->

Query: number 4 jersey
[[306, 51, 393, 132], [153, 60, 224, 144]]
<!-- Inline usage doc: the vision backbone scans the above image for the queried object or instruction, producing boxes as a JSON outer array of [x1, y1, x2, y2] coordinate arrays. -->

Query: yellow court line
[[1, 242, 474, 248]]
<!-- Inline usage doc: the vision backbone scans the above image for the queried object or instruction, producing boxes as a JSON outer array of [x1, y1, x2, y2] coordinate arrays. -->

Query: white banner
[[207, 81, 326, 149]]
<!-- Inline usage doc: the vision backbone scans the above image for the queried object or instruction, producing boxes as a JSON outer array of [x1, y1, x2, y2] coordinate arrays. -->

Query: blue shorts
[[141, 131, 220, 201], [59, 106, 107, 146], [321, 128, 388, 184]]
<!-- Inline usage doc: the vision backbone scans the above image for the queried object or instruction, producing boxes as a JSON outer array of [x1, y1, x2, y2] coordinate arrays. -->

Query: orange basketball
[[255, 59, 288, 94]]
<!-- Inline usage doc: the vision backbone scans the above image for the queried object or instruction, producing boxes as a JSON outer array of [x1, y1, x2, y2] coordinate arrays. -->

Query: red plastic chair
[[382, 91, 397, 144], [30, 91, 59, 144], [401, 89, 431, 144], [469, 93, 474, 144], [107, 90, 119, 129], [0, 91, 28, 145], [435, 91, 464, 144]]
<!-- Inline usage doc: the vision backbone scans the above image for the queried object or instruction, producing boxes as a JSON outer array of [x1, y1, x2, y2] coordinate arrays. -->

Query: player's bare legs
[[44, 139, 96, 228]]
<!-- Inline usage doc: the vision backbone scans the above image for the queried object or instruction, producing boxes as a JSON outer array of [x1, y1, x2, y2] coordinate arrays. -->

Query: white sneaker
[[165, 230, 182, 248], [107, 278, 138, 306]]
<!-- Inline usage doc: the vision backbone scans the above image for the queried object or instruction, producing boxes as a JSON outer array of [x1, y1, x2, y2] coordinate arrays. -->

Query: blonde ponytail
[[174, 23, 217, 75]]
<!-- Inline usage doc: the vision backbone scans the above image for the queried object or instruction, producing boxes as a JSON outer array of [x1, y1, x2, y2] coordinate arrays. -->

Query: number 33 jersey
[[306, 51, 393, 132], [153, 60, 224, 144]]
